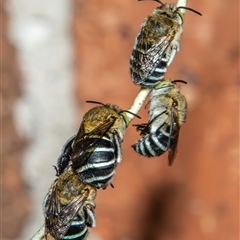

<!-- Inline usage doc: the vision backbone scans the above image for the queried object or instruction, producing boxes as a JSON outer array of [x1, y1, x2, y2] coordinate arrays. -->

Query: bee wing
[[45, 192, 87, 239], [168, 127, 180, 166], [136, 26, 176, 79], [43, 186, 62, 238], [43, 185, 61, 219], [168, 108, 180, 166], [71, 116, 116, 167]]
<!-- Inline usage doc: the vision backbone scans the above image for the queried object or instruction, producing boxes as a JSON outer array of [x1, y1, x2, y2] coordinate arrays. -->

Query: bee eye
[[155, 22, 163, 30], [161, 12, 169, 17], [172, 101, 178, 107]]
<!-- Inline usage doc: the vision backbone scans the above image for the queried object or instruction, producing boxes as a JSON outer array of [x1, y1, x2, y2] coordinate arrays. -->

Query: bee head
[[139, 0, 201, 24], [153, 79, 187, 95], [86, 100, 140, 127], [139, 0, 184, 24], [154, 79, 174, 89]]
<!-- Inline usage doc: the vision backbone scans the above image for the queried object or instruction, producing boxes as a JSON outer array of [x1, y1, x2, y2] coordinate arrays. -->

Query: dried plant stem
[[29, 225, 45, 240], [29, 0, 188, 239], [176, 0, 188, 8], [126, 87, 151, 123]]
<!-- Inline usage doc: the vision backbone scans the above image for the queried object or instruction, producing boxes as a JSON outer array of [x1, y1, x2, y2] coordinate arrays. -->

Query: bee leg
[[83, 202, 96, 228], [167, 42, 180, 66], [113, 131, 122, 164]]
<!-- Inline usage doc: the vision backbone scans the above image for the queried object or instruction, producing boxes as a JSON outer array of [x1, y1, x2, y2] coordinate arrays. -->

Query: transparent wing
[[167, 106, 180, 166], [135, 25, 176, 79], [168, 127, 180, 166], [43, 185, 60, 219], [44, 190, 87, 239]]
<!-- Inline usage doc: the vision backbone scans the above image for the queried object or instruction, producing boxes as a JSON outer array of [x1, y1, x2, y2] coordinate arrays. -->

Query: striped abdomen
[[132, 123, 177, 157], [130, 51, 169, 87], [62, 215, 88, 240], [72, 135, 121, 189]]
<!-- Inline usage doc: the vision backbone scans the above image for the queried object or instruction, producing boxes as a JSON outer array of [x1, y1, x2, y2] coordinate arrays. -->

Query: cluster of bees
[[41, 1, 201, 239]]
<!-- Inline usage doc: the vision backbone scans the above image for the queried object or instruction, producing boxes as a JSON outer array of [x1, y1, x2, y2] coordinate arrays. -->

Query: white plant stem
[[126, 87, 151, 123], [29, 225, 45, 240], [176, 0, 188, 8]]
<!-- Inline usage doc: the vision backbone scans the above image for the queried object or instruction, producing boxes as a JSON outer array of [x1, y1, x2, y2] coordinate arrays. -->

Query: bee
[[56, 101, 139, 189], [43, 168, 97, 240], [132, 79, 187, 165], [130, 0, 201, 87]]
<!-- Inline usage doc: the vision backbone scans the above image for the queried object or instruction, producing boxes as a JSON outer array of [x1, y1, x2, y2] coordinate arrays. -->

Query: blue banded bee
[[43, 168, 97, 240], [130, 0, 201, 87], [132, 80, 187, 165], [57, 101, 140, 189]]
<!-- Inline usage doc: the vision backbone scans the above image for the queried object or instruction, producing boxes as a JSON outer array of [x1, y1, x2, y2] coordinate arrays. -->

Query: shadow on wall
[[139, 182, 187, 240]]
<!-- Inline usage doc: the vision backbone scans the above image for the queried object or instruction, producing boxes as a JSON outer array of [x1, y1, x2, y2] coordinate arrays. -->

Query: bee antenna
[[177, 6, 202, 16], [86, 100, 105, 106], [53, 165, 60, 176], [138, 0, 165, 6], [172, 79, 188, 84], [121, 110, 141, 119]]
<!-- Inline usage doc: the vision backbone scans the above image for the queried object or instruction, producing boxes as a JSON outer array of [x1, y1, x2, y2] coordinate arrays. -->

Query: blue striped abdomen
[[72, 138, 118, 189]]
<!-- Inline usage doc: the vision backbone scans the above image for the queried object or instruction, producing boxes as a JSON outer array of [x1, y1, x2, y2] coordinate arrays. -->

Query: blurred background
[[1, 0, 239, 240]]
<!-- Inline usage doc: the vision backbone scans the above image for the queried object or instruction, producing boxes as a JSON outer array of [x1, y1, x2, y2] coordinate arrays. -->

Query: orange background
[[2, 0, 239, 239]]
